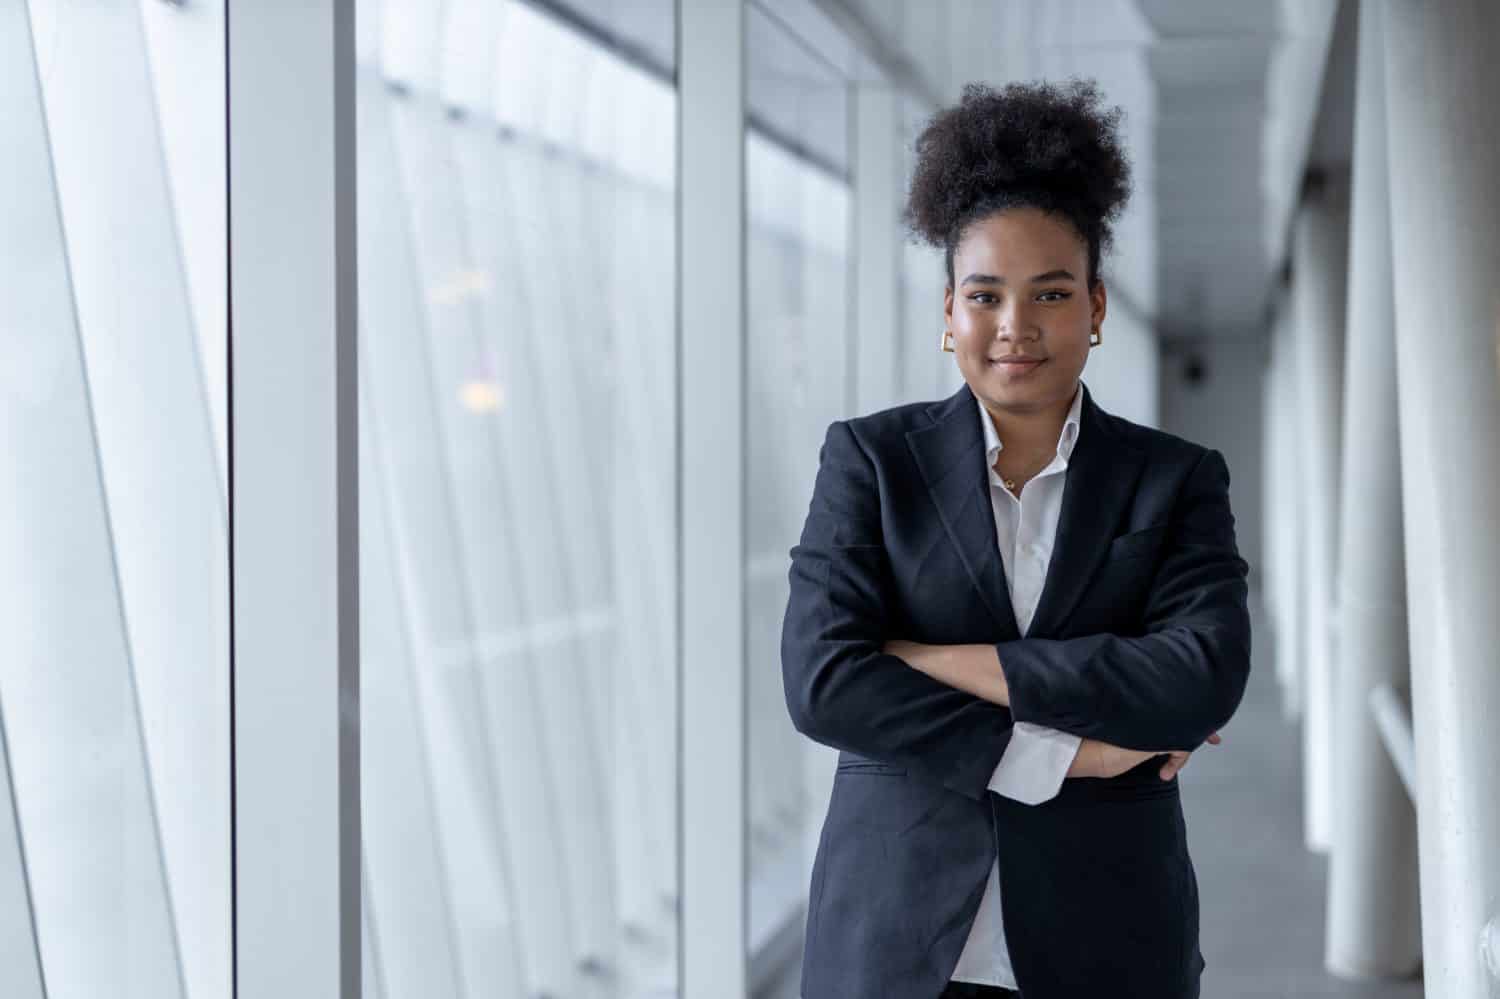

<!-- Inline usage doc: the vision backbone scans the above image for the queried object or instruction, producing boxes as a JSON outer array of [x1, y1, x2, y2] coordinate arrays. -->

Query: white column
[[1290, 168, 1349, 854], [679, 3, 747, 997], [1324, 0, 1421, 978], [1264, 297, 1303, 720], [853, 83, 902, 414], [230, 3, 360, 997], [1382, 1, 1500, 995]]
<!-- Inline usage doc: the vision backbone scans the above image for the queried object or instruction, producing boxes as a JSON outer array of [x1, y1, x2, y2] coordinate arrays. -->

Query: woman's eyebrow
[[960, 268, 1077, 287]]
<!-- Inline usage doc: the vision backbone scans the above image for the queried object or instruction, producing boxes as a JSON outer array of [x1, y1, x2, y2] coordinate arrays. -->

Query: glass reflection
[[357, 1, 678, 996]]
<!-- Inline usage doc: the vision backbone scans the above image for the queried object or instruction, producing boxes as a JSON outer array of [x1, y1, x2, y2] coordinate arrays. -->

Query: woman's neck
[[981, 384, 1078, 457]]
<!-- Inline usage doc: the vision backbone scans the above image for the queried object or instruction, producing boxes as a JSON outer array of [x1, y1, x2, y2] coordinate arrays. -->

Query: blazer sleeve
[[994, 446, 1252, 751], [781, 419, 1015, 802]]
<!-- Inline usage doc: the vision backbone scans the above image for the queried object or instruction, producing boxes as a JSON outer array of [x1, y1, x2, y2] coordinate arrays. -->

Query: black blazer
[[781, 379, 1251, 999]]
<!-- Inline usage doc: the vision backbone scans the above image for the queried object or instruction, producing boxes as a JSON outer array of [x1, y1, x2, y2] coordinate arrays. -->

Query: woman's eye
[[1038, 290, 1071, 302], [970, 293, 996, 304]]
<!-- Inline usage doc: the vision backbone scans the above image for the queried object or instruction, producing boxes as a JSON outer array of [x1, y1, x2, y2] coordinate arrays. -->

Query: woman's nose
[[998, 302, 1039, 340]]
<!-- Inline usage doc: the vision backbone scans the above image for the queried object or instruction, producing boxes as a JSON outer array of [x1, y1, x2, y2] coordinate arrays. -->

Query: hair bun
[[902, 78, 1132, 285]]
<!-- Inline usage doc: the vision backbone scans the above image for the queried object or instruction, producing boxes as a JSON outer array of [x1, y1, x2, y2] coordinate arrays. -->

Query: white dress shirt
[[950, 382, 1085, 989]]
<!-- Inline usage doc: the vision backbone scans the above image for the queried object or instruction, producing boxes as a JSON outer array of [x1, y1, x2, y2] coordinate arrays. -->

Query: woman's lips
[[989, 357, 1046, 376]]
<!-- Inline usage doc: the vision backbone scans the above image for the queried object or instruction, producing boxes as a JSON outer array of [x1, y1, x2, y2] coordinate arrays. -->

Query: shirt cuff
[[988, 722, 1082, 805]]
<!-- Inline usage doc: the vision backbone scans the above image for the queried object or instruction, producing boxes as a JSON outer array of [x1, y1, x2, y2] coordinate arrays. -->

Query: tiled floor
[[759, 608, 1426, 998]]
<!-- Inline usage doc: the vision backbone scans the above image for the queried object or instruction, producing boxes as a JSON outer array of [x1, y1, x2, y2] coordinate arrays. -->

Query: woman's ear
[[943, 284, 954, 326], [1090, 279, 1108, 330]]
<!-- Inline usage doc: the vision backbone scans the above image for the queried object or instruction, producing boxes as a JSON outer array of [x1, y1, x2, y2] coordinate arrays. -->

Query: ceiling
[[524, 0, 1351, 339], [837, 0, 1349, 338]]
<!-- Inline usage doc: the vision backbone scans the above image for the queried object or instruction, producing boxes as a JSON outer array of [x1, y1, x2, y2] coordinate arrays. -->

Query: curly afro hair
[[902, 78, 1132, 289]]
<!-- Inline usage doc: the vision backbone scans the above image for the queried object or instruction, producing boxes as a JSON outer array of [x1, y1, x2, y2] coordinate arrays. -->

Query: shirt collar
[[977, 381, 1084, 465]]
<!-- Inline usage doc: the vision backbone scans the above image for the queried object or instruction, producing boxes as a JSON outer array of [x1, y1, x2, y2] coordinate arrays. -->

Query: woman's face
[[943, 206, 1106, 414]]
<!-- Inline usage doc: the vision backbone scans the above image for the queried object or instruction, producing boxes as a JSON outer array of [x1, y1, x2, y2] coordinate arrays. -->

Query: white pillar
[[679, 3, 747, 997], [229, 2, 360, 997], [1382, 1, 1500, 994], [1290, 169, 1349, 854], [1264, 297, 1304, 720], [853, 83, 902, 415], [1324, 0, 1421, 978]]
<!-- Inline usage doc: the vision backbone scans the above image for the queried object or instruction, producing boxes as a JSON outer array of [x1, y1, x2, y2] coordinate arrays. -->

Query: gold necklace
[[998, 456, 1048, 494]]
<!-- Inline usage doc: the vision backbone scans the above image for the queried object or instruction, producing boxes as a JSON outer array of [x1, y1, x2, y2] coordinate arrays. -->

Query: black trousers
[[940, 982, 1021, 998]]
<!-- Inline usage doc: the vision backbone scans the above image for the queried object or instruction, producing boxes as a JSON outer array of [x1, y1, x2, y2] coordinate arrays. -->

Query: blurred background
[[2, 0, 1497, 997]]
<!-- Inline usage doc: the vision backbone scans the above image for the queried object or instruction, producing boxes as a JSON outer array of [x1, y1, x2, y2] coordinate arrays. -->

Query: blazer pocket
[[835, 753, 907, 776], [1103, 523, 1169, 562]]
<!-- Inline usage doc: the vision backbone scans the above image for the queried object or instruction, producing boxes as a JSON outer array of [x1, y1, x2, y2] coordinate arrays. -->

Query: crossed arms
[[780, 419, 1252, 802]]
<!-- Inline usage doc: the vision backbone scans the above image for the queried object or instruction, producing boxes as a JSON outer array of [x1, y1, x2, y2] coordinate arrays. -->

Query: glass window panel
[[357, 1, 678, 995], [744, 4, 853, 974], [0, 3, 230, 998]]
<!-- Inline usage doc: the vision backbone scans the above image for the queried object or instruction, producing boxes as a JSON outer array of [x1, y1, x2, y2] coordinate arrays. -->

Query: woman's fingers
[[1159, 749, 1191, 780], [1156, 733, 1223, 780]]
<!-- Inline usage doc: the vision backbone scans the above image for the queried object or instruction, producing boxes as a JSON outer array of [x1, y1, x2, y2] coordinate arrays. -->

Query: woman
[[781, 79, 1251, 999]]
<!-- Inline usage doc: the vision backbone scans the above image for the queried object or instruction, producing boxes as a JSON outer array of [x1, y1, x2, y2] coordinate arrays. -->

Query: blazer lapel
[[905, 381, 1022, 641], [905, 380, 1146, 642], [1024, 383, 1146, 638]]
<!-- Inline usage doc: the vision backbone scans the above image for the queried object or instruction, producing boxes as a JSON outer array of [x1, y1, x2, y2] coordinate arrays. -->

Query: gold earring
[[940, 329, 955, 352], [1089, 327, 1102, 347]]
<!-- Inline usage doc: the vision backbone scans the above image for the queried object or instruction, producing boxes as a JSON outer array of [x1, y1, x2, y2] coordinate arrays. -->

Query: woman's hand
[[1068, 732, 1223, 780]]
